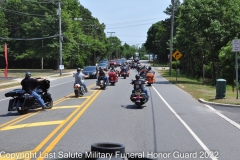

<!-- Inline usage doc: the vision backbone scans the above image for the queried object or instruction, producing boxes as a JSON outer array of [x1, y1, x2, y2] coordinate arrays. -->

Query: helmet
[[77, 68, 81, 72], [135, 74, 140, 80], [148, 66, 151, 70], [99, 67, 102, 70], [25, 72, 31, 78]]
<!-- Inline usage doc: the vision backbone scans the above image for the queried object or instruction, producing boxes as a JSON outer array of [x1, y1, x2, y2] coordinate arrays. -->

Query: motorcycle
[[96, 76, 107, 89], [74, 83, 85, 97], [119, 67, 129, 79], [130, 80, 147, 108], [145, 72, 155, 86], [139, 68, 148, 78], [108, 70, 118, 85], [5, 79, 53, 114]]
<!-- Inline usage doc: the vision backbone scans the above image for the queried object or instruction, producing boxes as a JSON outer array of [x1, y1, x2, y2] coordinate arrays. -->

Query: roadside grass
[[158, 69, 240, 105], [148, 61, 169, 67], [0, 69, 75, 89]]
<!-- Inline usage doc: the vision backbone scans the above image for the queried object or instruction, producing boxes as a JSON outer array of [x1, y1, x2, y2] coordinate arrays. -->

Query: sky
[[79, 0, 183, 47]]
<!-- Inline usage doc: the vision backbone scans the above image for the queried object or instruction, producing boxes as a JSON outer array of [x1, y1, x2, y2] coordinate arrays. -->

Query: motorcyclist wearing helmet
[[146, 66, 155, 74], [73, 68, 89, 93], [97, 67, 109, 85], [21, 72, 48, 110], [130, 74, 149, 101]]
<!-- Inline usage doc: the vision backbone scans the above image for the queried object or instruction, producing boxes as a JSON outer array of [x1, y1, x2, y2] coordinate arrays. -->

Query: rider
[[146, 66, 155, 74], [130, 74, 149, 101], [73, 68, 89, 93], [121, 64, 128, 72], [97, 67, 109, 85], [21, 72, 47, 110]]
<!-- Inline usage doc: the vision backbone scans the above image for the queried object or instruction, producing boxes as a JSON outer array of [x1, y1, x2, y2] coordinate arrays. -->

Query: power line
[[0, 34, 58, 40], [0, 7, 56, 18], [106, 22, 156, 29], [106, 17, 166, 25]]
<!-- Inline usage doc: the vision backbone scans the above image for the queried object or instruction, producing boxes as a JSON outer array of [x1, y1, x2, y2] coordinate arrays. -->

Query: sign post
[[172, 50, 183, 81], [232, 39, 240, 99]]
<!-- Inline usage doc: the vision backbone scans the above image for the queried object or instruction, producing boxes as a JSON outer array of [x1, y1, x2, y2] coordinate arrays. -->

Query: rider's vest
[[99, 70, 105, 76]]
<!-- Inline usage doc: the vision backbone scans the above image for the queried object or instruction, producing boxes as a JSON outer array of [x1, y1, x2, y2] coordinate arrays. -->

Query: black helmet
[[135, 74, 140, 80], [148, 66, 151, 70], [99, 67, 102, 70], [77, 68, 81, 72], [25, 72, 31, 78]]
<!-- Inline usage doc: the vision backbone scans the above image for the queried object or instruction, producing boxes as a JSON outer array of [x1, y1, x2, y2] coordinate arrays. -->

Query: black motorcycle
[[96, 76, 107, 89], [5, 79, 53, 114], [130, 81, 147, 108]]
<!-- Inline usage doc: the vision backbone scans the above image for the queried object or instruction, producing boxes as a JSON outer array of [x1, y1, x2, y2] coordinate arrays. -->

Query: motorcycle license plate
[[135, 91, 140, 95], [111, 77, 114, 80]]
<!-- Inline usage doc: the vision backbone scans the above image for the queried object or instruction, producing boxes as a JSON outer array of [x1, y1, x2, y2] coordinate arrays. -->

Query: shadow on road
[[121, 104, 146, 109]]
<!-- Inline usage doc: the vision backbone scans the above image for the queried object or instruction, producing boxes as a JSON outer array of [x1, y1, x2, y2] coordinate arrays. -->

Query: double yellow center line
[[0, 83, 96, 131]]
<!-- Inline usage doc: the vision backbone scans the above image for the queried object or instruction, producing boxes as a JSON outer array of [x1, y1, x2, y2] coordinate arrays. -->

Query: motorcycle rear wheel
[[74, 90, 79, 97]]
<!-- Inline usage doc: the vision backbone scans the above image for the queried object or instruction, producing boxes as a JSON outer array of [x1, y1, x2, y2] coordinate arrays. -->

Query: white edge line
[[205, 104, 240, 130], [152, 86, 218, 160]]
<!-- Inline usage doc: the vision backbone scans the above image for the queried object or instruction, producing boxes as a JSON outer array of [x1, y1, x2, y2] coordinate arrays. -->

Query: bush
[[140, 56, 149, 60]]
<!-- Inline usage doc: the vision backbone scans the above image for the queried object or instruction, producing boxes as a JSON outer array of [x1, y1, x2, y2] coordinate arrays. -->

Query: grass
[[0, 69, 75, 89], [148, 61, 169, 67], [158, 69, 240, 105]]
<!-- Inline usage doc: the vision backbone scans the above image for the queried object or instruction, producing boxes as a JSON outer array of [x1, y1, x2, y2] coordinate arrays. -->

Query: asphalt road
[[0, 60, 240, 160]]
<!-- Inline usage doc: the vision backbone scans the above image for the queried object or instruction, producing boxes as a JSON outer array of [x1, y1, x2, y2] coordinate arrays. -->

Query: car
[[99, 59, 109, 66], [109, 60, 117, 67], [116, 59, 123, 66], [97, 63, 108, 70], [134, 58, 139, 63], [121, 58, 127, 65], [82, 66, 98, 79]]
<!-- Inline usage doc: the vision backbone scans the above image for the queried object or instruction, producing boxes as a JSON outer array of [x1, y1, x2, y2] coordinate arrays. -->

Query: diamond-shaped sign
[[172, 50, 182, 60]]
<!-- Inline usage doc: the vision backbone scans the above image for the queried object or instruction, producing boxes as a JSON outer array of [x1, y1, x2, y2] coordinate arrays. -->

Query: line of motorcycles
[[4, 64, 155, 114]]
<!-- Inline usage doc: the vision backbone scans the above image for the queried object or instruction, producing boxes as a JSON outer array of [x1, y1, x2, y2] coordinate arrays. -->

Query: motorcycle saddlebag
[[5, 89, 26, 97]]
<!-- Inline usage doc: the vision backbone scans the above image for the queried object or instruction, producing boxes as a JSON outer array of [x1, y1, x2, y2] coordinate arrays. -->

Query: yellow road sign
[[172, 50, 182, 60]]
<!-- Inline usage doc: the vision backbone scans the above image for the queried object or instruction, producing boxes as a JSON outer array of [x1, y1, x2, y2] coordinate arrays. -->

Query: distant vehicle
[[134, 58, 139, 63], [109, 60, 117, 67], [121, 58, 127, 65], [82, 66, 98, 79], [116, 59, 123, 66], [97, 63, 108, 70], [99, 59, 109, 65]]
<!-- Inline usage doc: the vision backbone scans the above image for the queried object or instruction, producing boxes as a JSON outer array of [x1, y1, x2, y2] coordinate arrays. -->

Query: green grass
[[148, 61, 169, 67], [158, 69, 240, 105], [0, 69, 75, 89]]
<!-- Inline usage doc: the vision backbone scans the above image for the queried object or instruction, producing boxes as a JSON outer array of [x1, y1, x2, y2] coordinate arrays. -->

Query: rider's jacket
[[131, 80, 145, 91], [99, 70, 105, 77], [121, 66, 127, 72]]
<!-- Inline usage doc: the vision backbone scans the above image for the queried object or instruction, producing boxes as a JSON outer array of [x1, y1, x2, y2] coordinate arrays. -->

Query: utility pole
[[58, 0, 63, 76], [107, 32, 115, 60], [169, 0, 175, 76]]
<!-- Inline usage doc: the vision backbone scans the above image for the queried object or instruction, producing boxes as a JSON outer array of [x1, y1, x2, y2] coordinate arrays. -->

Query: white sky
[[79, 0, 183, 47]]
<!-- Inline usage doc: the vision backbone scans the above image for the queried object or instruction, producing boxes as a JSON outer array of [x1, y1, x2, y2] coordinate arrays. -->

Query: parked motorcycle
[[5, 79, 53, 114], [145, 72, 155, 86], [108, 70, 118, 85], [130, 80, 147, 108], [74, 83, 85, 97], [96, 76, 107, 89]]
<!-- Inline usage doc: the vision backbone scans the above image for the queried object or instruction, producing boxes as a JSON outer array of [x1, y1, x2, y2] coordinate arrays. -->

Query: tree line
[[144, 0, 240, 85], [0, 0, 142, 70]]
